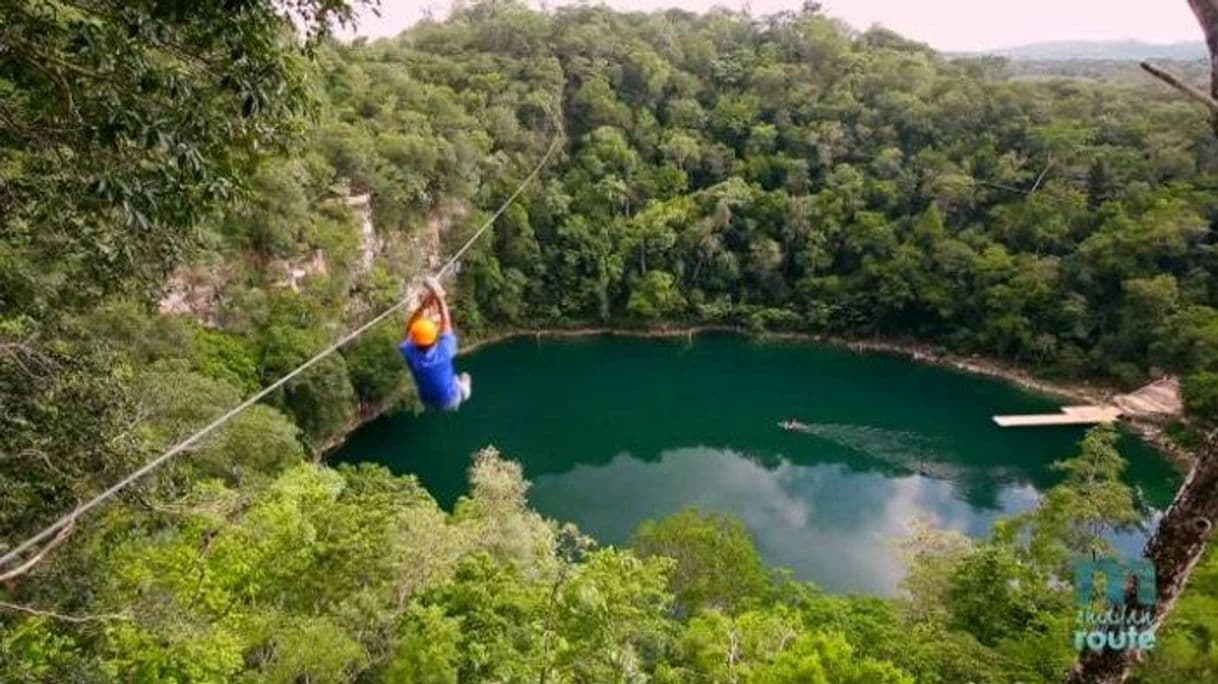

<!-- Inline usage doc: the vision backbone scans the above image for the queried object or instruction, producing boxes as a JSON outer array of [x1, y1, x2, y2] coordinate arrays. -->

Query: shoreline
[[326, 325, 1194, 469]]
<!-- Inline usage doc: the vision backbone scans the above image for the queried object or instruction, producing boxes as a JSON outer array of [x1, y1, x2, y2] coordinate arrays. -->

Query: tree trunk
[[1189, 0, 1218, 130], [1064, 5, 1218, 682], [1065, 430, 1218, 683]]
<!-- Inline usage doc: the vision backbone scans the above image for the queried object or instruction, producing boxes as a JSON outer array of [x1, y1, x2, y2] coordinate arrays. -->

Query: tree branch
[[0, 517, 75, 583], [1141, 61, 1218, 116], [12, 40, 109, 81], [1029, 158, 1054, 195], [975, 179, 1030, 195], [0, 600, 130, 623]]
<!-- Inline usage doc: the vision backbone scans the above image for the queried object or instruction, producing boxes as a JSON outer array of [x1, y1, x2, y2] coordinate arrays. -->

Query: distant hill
[[974, 40, 1206, 61]]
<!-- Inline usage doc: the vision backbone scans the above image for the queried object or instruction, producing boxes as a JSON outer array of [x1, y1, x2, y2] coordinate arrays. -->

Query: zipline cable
[[0, 119, 564, 572]]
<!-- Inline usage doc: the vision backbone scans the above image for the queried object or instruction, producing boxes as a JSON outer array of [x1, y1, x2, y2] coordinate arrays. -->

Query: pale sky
[[352, 1, 1202, 53]]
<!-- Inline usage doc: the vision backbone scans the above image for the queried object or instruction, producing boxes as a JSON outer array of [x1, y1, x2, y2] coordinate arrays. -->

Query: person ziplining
[[0, 113, 561, 579], [400, 276, 472, 411]]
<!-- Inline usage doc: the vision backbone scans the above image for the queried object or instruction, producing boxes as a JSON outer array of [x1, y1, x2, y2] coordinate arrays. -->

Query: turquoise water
[[333, 333, 1180, 594]]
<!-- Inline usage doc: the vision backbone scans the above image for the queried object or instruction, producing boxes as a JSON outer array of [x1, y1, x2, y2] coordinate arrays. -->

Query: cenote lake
[[334, 333, 1181, 595]]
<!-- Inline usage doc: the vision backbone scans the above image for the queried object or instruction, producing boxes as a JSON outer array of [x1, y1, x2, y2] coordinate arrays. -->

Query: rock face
[[345, 193, 380, 275], [1112, 377, 1183, 419], [158, 264, 224, 325], [157, 193, 470, 325], [157, 193, 386, 322], [271, 194, 378, 292], [274, 249, 330, 293]]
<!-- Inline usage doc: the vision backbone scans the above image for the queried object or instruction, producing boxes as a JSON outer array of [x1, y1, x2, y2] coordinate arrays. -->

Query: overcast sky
[[351, 1, 1202, 52]]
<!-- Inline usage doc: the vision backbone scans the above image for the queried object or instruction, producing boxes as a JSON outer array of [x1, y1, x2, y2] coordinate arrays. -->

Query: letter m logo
[[1074, 557, 1156, 607]]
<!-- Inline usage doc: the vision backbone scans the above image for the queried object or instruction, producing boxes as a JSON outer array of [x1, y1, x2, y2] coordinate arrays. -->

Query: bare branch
[[12, 41, 109, 81], [0, 342, 59, 375], [1029, 159, 1054, 195], [7, 448, 64, 477], [1141, 61, 1218, 116], [108, 404, 155, 447], [0, 517, 75, 583], [0, 600, 130, 623], [975, 179, 1030, 195]]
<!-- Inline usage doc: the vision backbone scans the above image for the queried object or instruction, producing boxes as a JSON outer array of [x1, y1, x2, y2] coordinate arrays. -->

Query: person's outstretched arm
[[425, 277, 452, 333], [405, 292, 435, 339]]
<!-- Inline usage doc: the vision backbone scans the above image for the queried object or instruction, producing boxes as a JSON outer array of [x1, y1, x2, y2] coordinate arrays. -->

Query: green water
[[334, 333, 1180, 595]]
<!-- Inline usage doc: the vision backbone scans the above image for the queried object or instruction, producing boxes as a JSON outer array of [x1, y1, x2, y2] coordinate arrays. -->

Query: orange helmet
[[409, 318, 438, 347]]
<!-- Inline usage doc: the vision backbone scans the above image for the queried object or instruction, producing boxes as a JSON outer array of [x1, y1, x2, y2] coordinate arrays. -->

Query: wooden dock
[[993, 405, 1122, 427]]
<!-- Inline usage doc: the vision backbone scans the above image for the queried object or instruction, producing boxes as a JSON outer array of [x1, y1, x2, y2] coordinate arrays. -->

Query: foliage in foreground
[[2, 427, 1182, 683], [5, 1, 1218, 682]]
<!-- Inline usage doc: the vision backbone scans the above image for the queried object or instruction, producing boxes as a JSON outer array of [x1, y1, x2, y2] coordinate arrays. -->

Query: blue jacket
[[400, 331, 459, 408]]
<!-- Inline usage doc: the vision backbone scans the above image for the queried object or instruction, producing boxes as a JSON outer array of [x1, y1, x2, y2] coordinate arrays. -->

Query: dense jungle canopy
[[4, 1, 1218, 681]]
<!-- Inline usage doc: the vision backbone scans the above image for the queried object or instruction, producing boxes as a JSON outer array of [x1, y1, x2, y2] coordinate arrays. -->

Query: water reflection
[[531, 445, 1140, 595]]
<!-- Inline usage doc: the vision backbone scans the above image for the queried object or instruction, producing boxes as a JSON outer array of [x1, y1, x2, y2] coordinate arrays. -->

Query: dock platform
[[993, 405, 1122, 427]]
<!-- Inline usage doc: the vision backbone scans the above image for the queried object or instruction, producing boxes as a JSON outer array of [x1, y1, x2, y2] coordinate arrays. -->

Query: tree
[[750, 632, 913, 684], [668, 609, 912, 683], [1135, 545, 1218, 683], [384, 605, 462, 684], [0, 0, 370, 312], [1120, 275, 1179, 362], [1184, 371, 1218, 421], [1067, 430, 1218, 683], [342, 320, 409, 406], [627, 270, 687, 320], [632, 508, 771, 615], [1002, 425, 1141, 571], [136, 363, 305, 483], [0, 337, 143, 539], [1186, 0, 1218, 131]]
